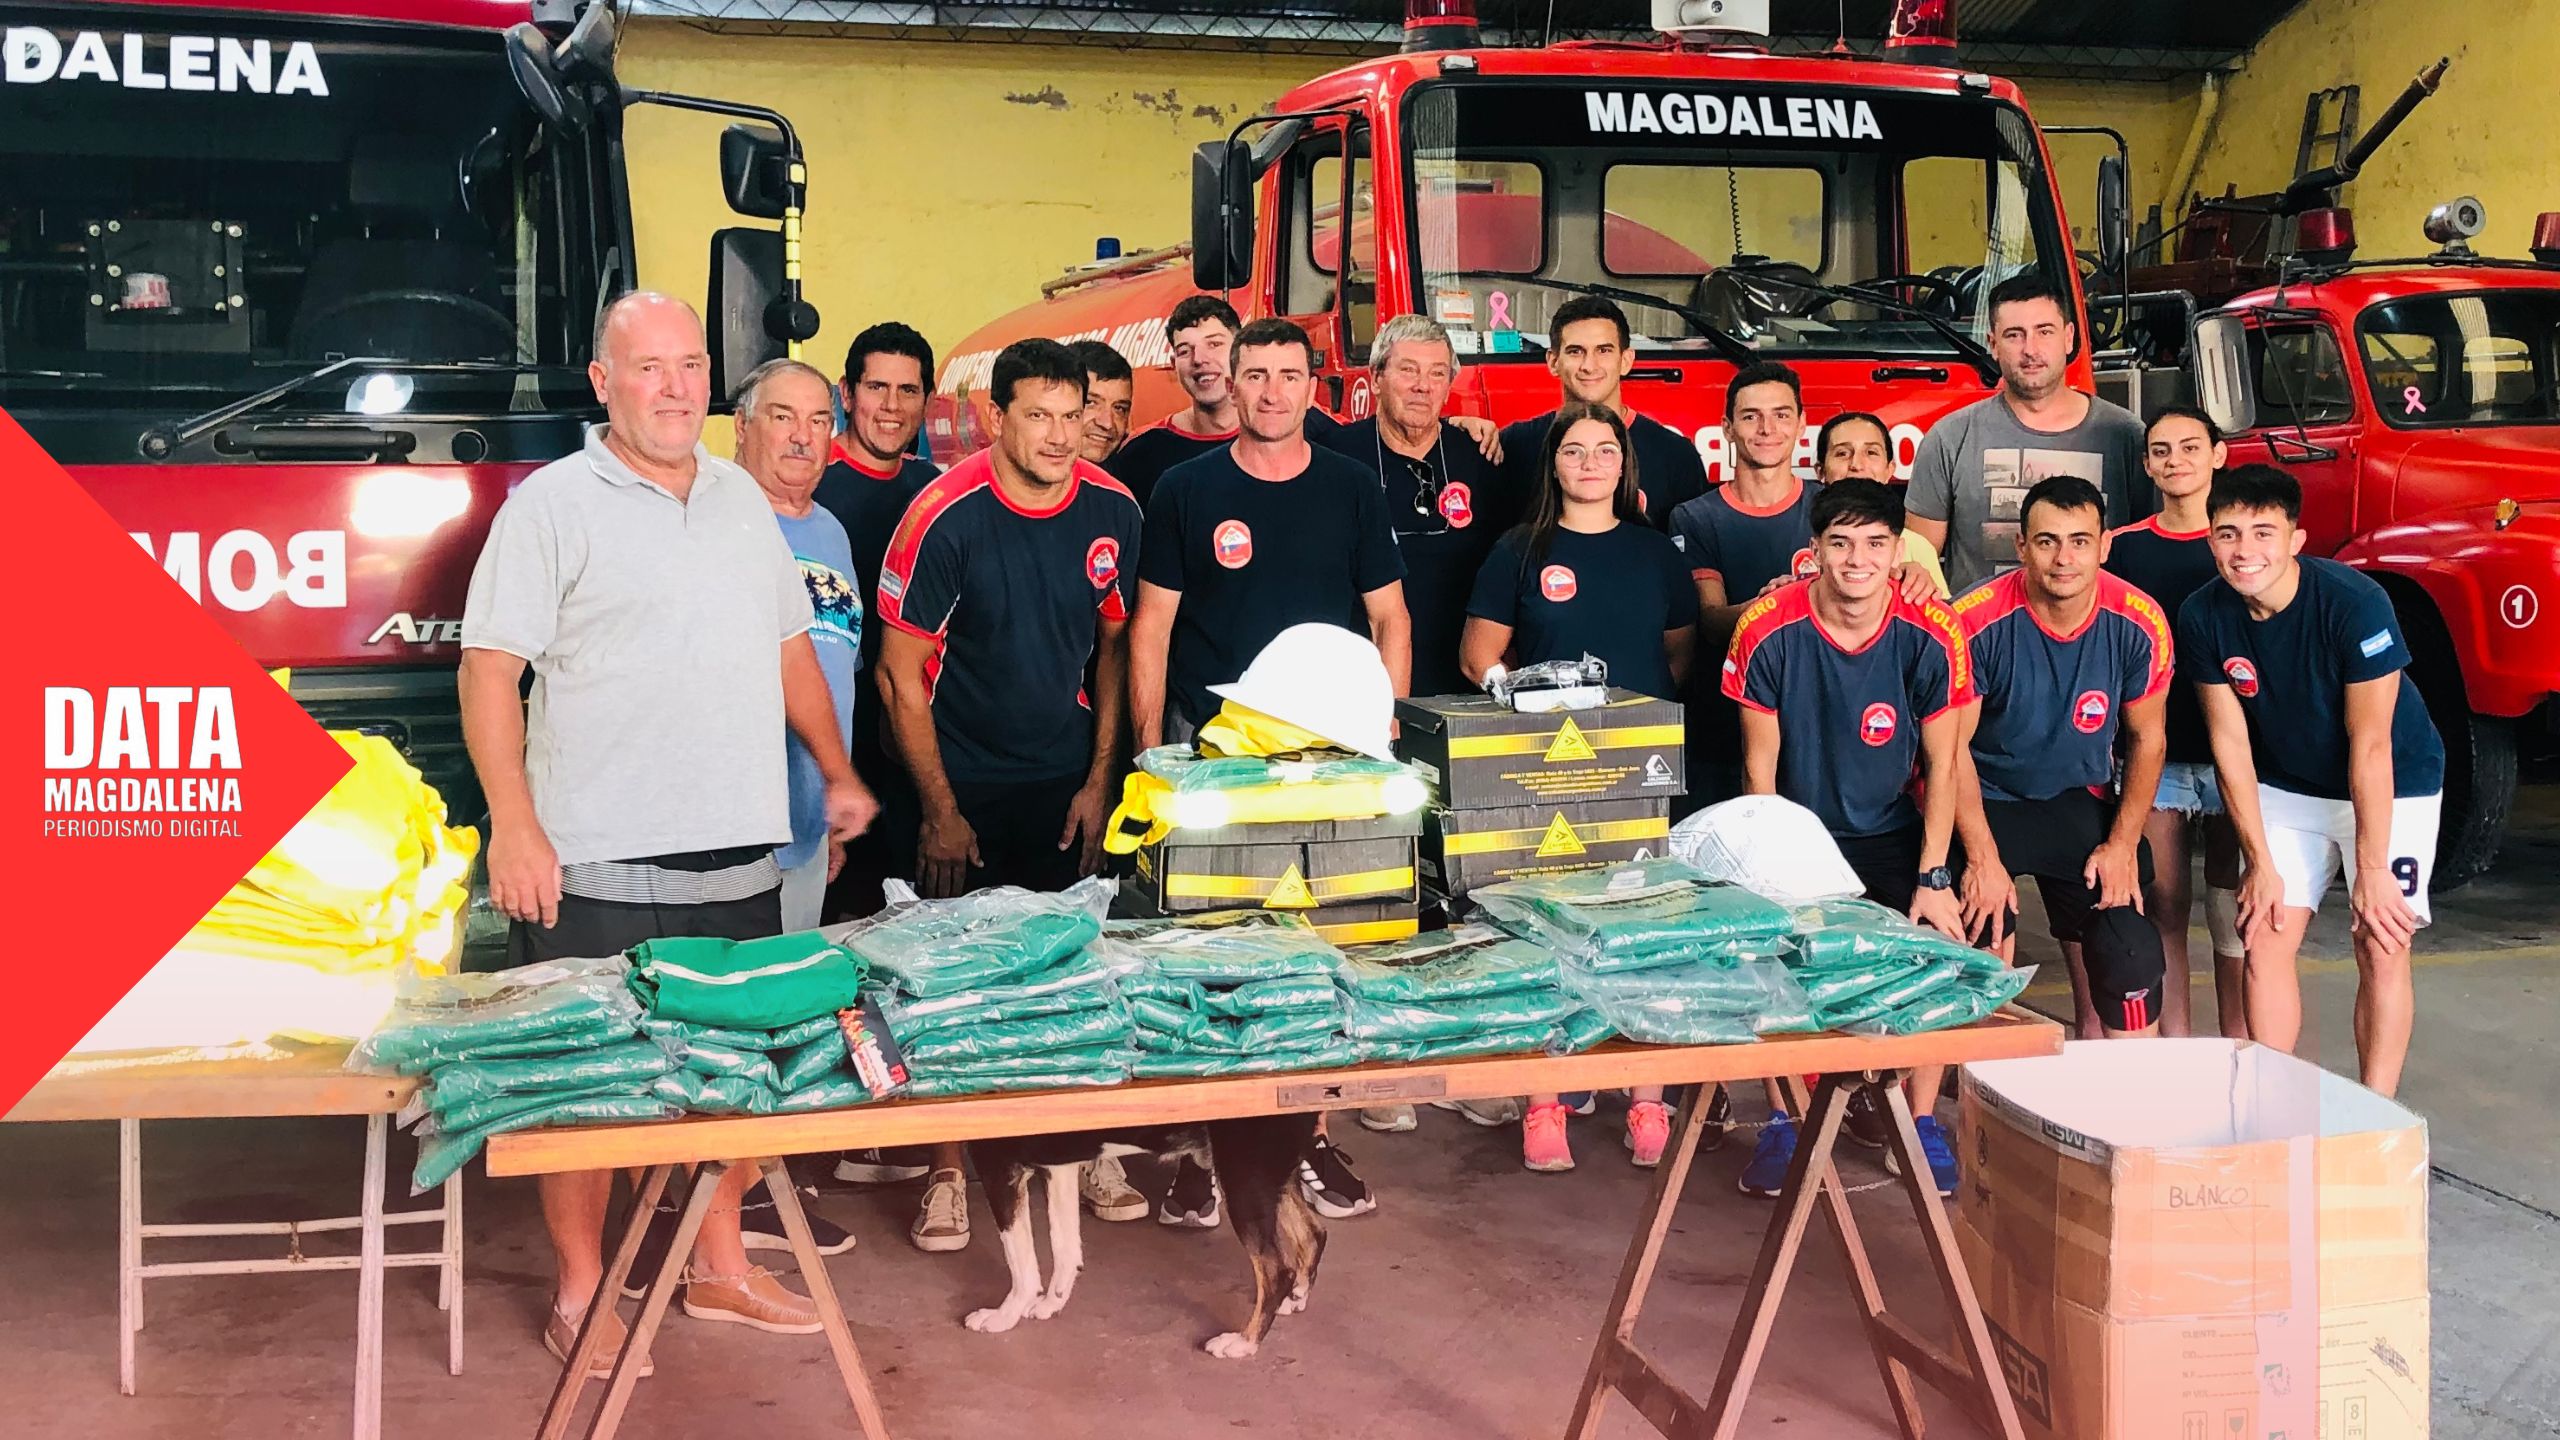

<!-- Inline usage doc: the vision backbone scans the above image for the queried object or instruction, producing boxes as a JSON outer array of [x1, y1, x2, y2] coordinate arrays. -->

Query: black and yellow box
[[1115, 892, 1422, 947], [1128, 812, 1422, 916], [1424, 798, 1673, 897], [1395, 692, 1685, 809]]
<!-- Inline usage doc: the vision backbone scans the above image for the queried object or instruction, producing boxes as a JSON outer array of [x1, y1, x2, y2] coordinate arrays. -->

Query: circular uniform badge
[[1791, 546, 1818, 580], [1540, 564, 1578, 602], [1860, 702, 1899, 747], [2071, 688, 2112, 734], [1213, 519, 1253, 570], [1086, 537, 1120, 589], [2223, 657, 2260, 698], [1439, 482, 1473, 528]]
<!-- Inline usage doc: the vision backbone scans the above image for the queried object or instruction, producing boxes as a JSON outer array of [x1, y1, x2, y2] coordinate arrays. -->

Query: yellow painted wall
[[2186, 0, 2560, 249], [618, 23, 2207, 369]]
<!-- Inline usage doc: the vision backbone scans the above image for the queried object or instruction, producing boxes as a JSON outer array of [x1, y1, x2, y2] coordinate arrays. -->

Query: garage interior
[[5, 1, 2558, 1436]]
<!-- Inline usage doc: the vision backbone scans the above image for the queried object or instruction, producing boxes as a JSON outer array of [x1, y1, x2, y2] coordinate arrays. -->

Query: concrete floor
[[3, 797, 2556, 1439]]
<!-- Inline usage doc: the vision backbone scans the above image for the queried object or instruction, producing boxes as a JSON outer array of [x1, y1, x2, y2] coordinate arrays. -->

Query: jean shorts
[[2150, 761, 2226, 817]]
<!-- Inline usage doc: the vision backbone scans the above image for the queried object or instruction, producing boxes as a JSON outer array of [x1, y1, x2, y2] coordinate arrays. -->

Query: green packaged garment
[[773, 1075, 876, 1113], [1205, 973, 1338, 1017], [1357, 1022, 1559, 1063], [842, 881, 1110, 999], [1797, 957, 1926, 1009], [1565, 953, 1811, 1046], [776, 1029, 849, 1092], [427, 1039, 676, 1116], [898, 1006, 1132, 1067], [639, 1017, 787, 1053], [692, 1074, 781, 1115], [1097, 913, 1342, 984], [909, 1045, 1133, 1079], [1472, 860, 1791, 961], [766, 1014, 842, 1049], [425, 1079, 638, 1137], [354, 957, 640, 1075], [905, 1065, 1125, 1098], [412, 1095, 678, 1194], [1130, 1006, 1337, 1055], [1333, 926, 1560, 1002], [1787, 900, 2001, 975], [677, 1040, 783, 1091], [1340, 988, 1579, 1043], [872, 948, 1133, 1034], [649, 1070, 708, 1108], [1815, 959, 1966, 1027], [1565, 953, 1797, 1011], [1555, 1007, 1617, 1053], [1130, 1039, 1362, 1078], [1849, 966, 2033, 1035], [628, 933, 867, 1029]]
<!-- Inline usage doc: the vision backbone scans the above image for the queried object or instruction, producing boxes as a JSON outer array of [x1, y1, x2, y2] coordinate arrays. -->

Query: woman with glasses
[[1460, 401, 1697, 1173]]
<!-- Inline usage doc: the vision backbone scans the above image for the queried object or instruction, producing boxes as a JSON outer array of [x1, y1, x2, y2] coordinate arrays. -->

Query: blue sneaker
[[1887, 1115, 1961, 1197], [1736, 1115, 1798, 1198]]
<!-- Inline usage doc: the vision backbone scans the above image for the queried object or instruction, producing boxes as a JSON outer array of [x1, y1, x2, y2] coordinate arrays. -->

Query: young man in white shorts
[[2177, 465, 2445, 1097]]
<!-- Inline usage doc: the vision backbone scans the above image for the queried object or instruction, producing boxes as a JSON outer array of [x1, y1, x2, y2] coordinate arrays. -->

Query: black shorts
[[1835, 824, 1924, 913], [1966, 790, 2165, 1033], [503, 872, 782, 969], [889, 771, 1091, 894]]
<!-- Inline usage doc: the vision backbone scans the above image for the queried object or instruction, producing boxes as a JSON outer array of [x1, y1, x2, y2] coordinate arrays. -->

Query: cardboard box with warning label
[[1115, 893, 1421, 947], [1424, 798, 1670, 896], [1127, 812, 1421, 916], [1958, 1040, 2430, 1440], [1394, 692, 1683, 810]]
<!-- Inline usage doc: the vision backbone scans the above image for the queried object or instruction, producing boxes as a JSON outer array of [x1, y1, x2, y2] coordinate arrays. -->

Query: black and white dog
[[962, 1114, 1325, 1358]]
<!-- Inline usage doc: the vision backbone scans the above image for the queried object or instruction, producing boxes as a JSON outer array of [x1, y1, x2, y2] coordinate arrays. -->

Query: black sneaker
[[1696, 1085, 1736, 1154], [1159, 1155, 1221, 1228], [833, 1148, 930, 1184], [1298, 1137, 1376, 1219], [742, 1181, 856, 1256], [1844, 1087, 1892, 1151], [620, 1197, 682, 1300]]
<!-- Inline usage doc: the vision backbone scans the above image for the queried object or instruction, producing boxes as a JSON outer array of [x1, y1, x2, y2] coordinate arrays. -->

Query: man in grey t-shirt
[[1907, 273, 2147, 595]]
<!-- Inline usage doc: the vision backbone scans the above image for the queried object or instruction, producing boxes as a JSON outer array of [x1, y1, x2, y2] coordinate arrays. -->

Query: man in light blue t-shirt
[[738, 357, 862, 930]]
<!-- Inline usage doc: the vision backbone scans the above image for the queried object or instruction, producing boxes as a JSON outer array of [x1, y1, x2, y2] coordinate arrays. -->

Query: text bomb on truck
[[2, 0, 817, 820]]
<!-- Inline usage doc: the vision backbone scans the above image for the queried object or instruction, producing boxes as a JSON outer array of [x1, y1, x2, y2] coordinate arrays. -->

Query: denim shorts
[[2150, 761, 2226, 817]]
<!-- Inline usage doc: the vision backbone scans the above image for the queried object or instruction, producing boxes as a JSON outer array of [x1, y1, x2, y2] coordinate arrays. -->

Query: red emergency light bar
[[1402, 0, 1480, 51], [1886, 0, 1958, 64], [2533, 212, 2560, 265], [2296, 206, 2357, 265]]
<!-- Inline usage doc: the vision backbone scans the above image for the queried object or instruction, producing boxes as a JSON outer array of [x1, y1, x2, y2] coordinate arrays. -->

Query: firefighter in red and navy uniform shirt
[[1721, 478, 1975, 1197], [1949, 473, 2173, 1040]]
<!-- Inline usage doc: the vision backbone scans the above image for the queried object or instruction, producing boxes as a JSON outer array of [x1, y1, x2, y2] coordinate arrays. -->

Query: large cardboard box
[[1423, 798, 1671, 896], [1958, 1040, 2429, 1440], [1394, 692, 1684, 809], [1128, 813, 1420, 915]]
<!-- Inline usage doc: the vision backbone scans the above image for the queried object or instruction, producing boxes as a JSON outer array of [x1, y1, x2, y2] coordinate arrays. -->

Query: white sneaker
[[1430, 1096, 1524, 1127], [1081, 1154, 1150, 1222], [910, 1170, 969, 1253], [1358, 1105, 1418, 1132]]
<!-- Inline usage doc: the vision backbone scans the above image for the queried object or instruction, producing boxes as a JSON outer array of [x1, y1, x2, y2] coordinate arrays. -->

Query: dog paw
[[964, 1306, 1023, 1334], [1278, 1290, 1309, 1317], [1029, 1292, 1071, 1321], [1203, 1331, 1260, 1360]]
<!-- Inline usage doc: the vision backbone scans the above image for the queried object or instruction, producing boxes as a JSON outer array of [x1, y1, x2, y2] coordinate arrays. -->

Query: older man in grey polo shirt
[[459, 291, 878, 1368]]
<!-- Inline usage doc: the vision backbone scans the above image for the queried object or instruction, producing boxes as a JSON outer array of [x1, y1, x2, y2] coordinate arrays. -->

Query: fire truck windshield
[[2356, 290, 2560, 429], [1402, 80, 2067, 364], [0, 10, 607, 421]]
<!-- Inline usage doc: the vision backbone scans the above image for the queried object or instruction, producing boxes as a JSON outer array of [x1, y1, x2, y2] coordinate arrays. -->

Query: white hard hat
[[1208, 623, 1397, 761]]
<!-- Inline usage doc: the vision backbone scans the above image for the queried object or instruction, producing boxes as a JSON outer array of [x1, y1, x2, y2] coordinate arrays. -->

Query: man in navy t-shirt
[[1132, 318, 1411, 747], [1106, 294, 1242, 511], [1952, 474, 2173, 1039], [1724, 479, 1976, 1195], [2177, 464, 2444, 1098], [1494, 295, 1707, 530]]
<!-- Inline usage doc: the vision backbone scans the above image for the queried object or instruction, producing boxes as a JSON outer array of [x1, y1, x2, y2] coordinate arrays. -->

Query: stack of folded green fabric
[[1471, 859, 1817, 1045], [1331, 924, 1610, 1061], [352, 957, 682, 1193], [845, 881, 1132, 1097], [1781, 898, 2032, 1033], [1098, 913, 1360, 1077], [627, 930, 879, 1113]]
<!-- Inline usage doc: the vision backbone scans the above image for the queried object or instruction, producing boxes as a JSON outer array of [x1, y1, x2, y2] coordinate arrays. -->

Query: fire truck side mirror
[[2095, 154, 2129, 272], [1192, 141, 1256, 291], [708, 228, 787, 407], [722, 125, 792, 220], [2190, 313, 2259, 437]]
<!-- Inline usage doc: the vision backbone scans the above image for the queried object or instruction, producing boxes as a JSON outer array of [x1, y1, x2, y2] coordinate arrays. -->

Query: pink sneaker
[[1625, 1101, 1672, 1169], [1523, 1102, 1575, 1172]]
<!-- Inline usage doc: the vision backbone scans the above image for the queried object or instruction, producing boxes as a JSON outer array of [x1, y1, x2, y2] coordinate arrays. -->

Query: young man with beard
[[1071, 339, 1136, 465], [1495, 295, 1708, 529]]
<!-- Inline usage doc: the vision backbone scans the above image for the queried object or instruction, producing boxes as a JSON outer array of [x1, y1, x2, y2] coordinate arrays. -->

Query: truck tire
[[2394, 591, 2516, 891]]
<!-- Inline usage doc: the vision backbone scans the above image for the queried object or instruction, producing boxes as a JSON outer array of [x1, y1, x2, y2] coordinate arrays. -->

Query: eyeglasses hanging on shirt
[[1377, 431, 1453, 537]]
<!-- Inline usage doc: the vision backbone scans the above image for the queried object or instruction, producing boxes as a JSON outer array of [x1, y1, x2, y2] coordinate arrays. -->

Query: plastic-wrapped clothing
[[1332, 925, 1560, 1002], [1094, 913, 1343, 984], [626, 932, 867, 1030], [834, 879, 1110, 999], [649, 1070, 708, 1108], [1564, 951, 1799, 1012], [774, 1075, 876, 1112], [1813, 959, 1966, 1027], [871, 947, 1133, 1034], [1564, 953, 1814, 1045], [1849, 966, 2034, 1035], [1669, 795, 1865, 903], [1798, 957, 1925, 1009], [1340, 988, 1580, 1043], [1129, 1005, 1338, 1055], [776, 1029, 849, 1091], [1555, 1007, 1617, 1053], [1786, 900, 2002, 975], [691, 1074, 782, 1115], [1471, 860, 1792, 962], [908, 1045, 1134, 1079], [1104, 743, 1428, 854], [640, 1017, 786, 1053], [352, 957, 639, 1075], [897, 1005, 1132, 1067], [1130, 1040, 1363, 1078], [905, 1066, 1126, 1098], [412, 1095, 678, 1194], [422, 1079, 636, 1138], [1356, 1023, 1561, 1063], [1204, 974, 1337, 1017], [426, 1039, 676, 1116], [1193, 700, 1354, 760], [677, 1041, 783, 1092]]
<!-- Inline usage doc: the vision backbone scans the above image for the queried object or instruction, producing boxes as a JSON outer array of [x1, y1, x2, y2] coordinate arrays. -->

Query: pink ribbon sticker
[[1486, 290, 1513, 331], [2404, 386, 2427, 415]]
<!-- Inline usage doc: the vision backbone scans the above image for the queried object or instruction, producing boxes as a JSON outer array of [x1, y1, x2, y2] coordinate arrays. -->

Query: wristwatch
[[1915, 866, 1955, 891]]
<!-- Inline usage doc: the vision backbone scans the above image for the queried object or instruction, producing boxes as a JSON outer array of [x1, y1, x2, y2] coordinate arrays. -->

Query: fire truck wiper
[[1456, 273, 1757, 366], [1776, 277, 2002, 384], [138, 357, 536, 461]]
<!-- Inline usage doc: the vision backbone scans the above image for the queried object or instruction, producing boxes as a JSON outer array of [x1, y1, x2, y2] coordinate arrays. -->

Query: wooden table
[[489, 1011, 2059, 1440], [4, 1044, 466, 1440]]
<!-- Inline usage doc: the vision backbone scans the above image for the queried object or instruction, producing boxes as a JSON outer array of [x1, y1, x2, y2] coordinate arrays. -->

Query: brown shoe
[[682, 1270, 823, 1335], [545, 1302, 654, 1379]]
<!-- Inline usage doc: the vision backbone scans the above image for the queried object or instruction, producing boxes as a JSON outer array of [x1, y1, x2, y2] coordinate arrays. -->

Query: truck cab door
[[2225, 317, 2362, 554], [1268, 115, 1376, 418]]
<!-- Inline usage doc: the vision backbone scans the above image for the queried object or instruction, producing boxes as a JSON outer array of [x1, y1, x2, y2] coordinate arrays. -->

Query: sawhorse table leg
[[1566, 1075, 2023, 1440], [535, 1160, 891, 1440]]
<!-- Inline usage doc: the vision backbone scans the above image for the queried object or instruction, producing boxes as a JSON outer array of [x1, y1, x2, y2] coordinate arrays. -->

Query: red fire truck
[[3, 0, 810, 818]]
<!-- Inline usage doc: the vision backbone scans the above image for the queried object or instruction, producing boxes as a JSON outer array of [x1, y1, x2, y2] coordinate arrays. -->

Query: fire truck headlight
[[346, 372, 415, 416]]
